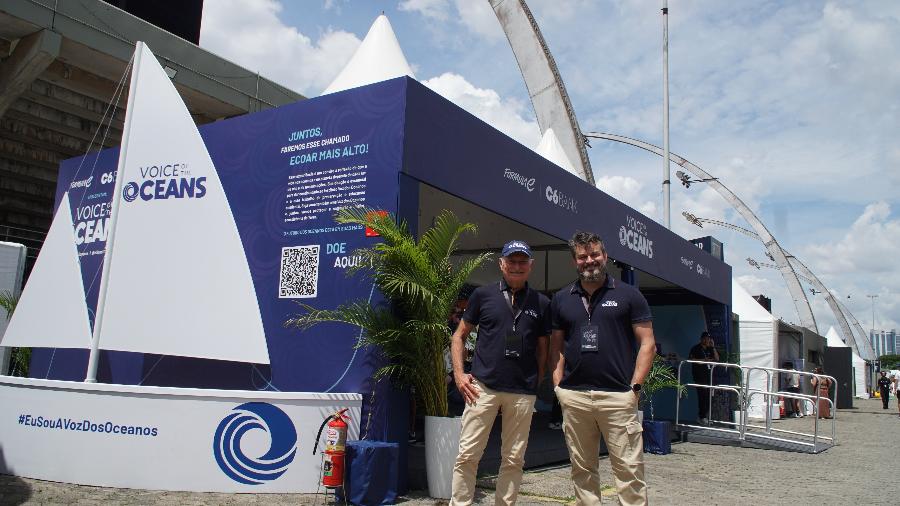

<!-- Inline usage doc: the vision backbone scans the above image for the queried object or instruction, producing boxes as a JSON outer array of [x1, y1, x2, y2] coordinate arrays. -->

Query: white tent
[[322, 14, 415, 95], [732, 279, 778, 418], [824, 326, 869, 399], [534, 128, 579, 177]]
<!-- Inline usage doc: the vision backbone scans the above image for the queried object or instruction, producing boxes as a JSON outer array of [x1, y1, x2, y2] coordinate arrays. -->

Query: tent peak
[[535, 128, 578, 176], [322, 13, 415, 95]]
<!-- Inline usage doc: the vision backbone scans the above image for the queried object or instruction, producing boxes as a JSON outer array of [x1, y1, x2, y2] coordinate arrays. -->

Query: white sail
[[94, 43, 269, 364], [1, 192, 91, 349]]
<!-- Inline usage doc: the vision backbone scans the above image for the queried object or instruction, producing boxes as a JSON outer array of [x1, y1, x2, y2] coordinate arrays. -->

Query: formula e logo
[[503, 168, 535, 192], [69, 176, 93, 189], [213, 402, 297, 485]]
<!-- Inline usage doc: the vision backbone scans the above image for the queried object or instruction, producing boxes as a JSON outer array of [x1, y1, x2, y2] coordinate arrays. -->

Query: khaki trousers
[[450, 380, 536, 506], [555, 386, 647, 506]]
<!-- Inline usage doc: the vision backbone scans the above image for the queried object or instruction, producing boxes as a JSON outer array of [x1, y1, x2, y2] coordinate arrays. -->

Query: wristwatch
[[631, 383, 642, 393]]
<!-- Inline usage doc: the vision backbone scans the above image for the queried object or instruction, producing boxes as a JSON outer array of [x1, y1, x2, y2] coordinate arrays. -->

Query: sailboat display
[[1, 43, 269, 369], [0, 42, 361, 493]]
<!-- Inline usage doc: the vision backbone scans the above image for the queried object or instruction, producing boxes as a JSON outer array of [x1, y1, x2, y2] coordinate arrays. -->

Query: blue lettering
[[195, 177, 207, 198], [163, 179, 180, 199], [140, 180, 155, 200]]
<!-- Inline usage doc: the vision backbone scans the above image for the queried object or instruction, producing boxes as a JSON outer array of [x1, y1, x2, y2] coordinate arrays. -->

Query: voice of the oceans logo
[[213, 402, 297, 485], [122, 162, 206, 203], [619, 215, 653, 259]]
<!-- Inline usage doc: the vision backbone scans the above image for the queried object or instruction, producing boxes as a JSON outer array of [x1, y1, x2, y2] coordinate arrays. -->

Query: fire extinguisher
[[313, 408, 349, 488]]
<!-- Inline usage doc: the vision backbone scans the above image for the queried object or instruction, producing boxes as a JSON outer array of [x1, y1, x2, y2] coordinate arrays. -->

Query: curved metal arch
[[836, 299, 877, 360], [586, 132, 818, 333], [690, 214, 872, 357], [788, 255, 875, 359], [491, 0, 594, 184]]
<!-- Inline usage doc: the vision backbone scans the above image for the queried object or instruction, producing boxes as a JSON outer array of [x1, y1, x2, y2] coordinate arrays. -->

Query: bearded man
[[549, 231, 656, 506]]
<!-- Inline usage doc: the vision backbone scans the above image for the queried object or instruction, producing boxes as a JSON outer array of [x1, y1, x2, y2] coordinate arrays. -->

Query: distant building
[[871, 329, 898, 357]]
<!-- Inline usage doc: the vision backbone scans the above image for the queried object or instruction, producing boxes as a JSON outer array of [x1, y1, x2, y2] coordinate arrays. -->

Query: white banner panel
[[0, 377, 361, 492]]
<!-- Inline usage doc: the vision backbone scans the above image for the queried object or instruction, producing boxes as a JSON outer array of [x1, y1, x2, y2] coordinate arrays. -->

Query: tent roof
[[534, 128, 578, 176], [824, 326, 848, 348], [323, 14, 415, 95], [732, 279, 774, 323]]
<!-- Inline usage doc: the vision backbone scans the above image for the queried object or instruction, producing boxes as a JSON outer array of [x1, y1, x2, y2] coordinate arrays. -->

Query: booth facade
[[20, 77, 732, 490]]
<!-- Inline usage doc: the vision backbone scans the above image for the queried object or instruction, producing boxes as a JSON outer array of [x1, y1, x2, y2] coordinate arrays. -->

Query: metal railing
[[675, 360, 836, 453]]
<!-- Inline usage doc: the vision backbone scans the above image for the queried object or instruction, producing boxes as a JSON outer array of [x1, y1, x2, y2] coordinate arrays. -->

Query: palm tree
[[640, 354, 687, 420], [285, 208, 491, 417]]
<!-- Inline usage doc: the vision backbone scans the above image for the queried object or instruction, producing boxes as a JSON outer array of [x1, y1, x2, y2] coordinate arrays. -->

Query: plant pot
[[424, 415, 462, 499], [642, 419, 671, 455]]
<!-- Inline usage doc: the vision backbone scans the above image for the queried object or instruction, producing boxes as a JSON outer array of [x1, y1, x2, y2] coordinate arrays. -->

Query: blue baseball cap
[[501, 240, 532, 258]]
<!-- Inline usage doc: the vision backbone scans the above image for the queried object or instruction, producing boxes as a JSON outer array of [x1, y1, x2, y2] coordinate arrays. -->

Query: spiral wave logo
[[122, 182, 139, 203], [213, 402, 298, 485]]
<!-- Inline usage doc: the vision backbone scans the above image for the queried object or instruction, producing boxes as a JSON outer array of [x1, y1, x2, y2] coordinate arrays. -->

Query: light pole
[[867, 294, 878, 355], [662, 0, 671, 228]]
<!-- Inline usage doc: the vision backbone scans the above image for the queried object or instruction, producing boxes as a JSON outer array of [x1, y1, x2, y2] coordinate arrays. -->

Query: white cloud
[[804, 202, 899, 276], [423, 72, 540, 148], [453, 0, 503, 40], [596, 175, 658, 218], [398, 0, 450, 21], [200, 0, 360, 95], [400, 0, 501, 40]]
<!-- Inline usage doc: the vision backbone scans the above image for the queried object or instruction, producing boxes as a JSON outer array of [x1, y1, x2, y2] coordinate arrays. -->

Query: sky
[[198, 0, 900, 349]]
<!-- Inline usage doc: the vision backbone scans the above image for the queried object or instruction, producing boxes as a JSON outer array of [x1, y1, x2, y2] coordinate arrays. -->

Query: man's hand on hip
[[455, 371, 480, 405]]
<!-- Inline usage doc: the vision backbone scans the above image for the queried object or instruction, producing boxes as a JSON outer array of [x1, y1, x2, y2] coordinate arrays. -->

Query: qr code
[[279, 245, 320, 298]]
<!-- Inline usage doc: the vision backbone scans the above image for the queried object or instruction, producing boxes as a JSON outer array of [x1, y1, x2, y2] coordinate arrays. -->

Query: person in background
[[689, 332, 719, 424], [811, 367, 832, 419], [781, 362, 803, 418], [894, 374, 900, 417], [877, 371, 892, 410], [450, 240, 550, 506]]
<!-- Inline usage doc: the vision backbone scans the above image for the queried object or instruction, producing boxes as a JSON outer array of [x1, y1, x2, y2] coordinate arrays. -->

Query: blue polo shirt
[[551, 275, 652, 392], [463, 279, 551, 394]]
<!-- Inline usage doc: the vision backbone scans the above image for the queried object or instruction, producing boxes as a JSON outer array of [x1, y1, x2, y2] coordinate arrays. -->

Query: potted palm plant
[[285, 207, 490, 497], [639, 355, 686, 454]]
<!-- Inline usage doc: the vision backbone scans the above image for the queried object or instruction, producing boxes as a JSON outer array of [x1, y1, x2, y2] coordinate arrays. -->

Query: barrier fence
[[675, 360, 835, 453]]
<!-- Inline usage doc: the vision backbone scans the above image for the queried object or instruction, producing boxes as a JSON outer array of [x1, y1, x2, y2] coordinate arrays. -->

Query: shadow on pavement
[[0, 445, 33, 505]]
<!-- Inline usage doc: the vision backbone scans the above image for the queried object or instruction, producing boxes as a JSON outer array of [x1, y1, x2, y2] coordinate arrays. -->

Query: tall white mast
[[85, 42, 144, 382]]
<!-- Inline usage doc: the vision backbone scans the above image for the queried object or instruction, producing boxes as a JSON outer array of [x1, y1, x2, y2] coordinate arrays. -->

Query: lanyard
[[580, 285, 608, 321], [580, 295, 592, 319], [501, 282, 525, 332]]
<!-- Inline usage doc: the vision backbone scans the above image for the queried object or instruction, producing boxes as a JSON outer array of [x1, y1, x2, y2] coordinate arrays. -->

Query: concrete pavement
[[2, 398, 896, 505]]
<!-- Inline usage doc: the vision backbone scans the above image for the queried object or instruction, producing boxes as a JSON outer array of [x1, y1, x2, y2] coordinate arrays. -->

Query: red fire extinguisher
[[313, 408, 349, 488]]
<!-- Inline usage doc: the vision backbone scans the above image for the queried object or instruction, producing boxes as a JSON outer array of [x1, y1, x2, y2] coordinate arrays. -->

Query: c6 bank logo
[[545, 185, 578, 213]]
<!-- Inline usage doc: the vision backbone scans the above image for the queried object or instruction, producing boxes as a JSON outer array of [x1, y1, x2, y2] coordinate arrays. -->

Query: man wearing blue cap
[[449, 240, 551, 506]]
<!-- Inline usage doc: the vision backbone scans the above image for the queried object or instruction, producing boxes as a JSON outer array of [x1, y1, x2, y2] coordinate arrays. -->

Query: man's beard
[[579, 262, 606, 282]]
